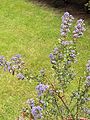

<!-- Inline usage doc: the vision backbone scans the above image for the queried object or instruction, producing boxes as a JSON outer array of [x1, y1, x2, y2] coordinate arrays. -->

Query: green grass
[[0, 0, 90, 119]]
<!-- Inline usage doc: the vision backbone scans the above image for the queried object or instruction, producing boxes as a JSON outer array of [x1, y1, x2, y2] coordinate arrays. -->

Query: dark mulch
[[27, 0, 90, 19]]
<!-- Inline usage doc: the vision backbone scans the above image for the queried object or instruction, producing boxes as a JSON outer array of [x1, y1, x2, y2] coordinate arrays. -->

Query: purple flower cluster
[[11, 54, 24, 68], [60, 12, 74, 37], [26, 98, 43, 119], [0, 54, 25, 80], [4, 54, 22, 72], [36, 83, 49, 97], [73, 19, 86, 38], [11, 54, 21, 61], [31, 106, 43, 120]]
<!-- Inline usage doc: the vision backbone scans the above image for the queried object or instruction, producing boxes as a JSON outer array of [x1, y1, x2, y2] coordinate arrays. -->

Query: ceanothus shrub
[[16, 12, 89, 120]]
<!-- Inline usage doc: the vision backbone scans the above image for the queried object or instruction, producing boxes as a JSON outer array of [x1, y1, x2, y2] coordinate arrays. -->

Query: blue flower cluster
[[36, 83, 49, 97], [60, 12, 74, 37], [85, 60, 90, 87], [26, 97, 44, 119], [26, 99, 43, 119], [73, 19, 86, 38], [31, 106, 43, 120], [25, 84, 49, 120], [0, 54, 25, 80], [81, 60, 90, 115]]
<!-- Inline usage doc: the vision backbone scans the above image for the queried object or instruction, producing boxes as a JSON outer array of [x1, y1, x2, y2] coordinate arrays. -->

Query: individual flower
[[49, 53, 55, 60], [58, 53, 63, 59], [17, 73, 25, 80], [11, 54, 21, 61], [86, 60, 90, 72], [0, 56, 5, 66], [71, 50, 75, 53], [39, 100, 44, 104], [4, 61, 11, 72], [86, 76, 90, 80], [83, 108, 90, 115], [67, 60, 72, 65], [11, 56, 18, 61], [40, 68, 45, 76], [85, 81, 90, 87], [49, 53, 56, 64], [15, 54, 21, 59], [31, 106, 43, 120], [39, 100, 47, 108], [70, 53, 76, 58], [61, 40, 73, 46], [11, 65, 18, 70], [26, 99, 34, 108], [53, 47, 58, 55]]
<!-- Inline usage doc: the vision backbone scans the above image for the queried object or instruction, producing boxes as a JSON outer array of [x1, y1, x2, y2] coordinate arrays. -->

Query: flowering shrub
[[16, 12, 89, 120]]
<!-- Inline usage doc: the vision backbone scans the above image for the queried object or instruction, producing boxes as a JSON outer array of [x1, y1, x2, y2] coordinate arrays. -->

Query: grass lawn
[[0, 0, 90, 119]]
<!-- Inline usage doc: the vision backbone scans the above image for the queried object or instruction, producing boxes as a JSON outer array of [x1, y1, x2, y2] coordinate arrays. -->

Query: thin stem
[[51, 83, 75, 120], [76, 99, 79, 120], [53, 95, 64, 120], [57, 93, 75, 120], [76, 78, 81, 120]]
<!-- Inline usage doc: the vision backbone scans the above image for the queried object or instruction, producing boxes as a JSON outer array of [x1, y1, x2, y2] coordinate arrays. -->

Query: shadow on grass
[[27, 0, 90, 19]]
